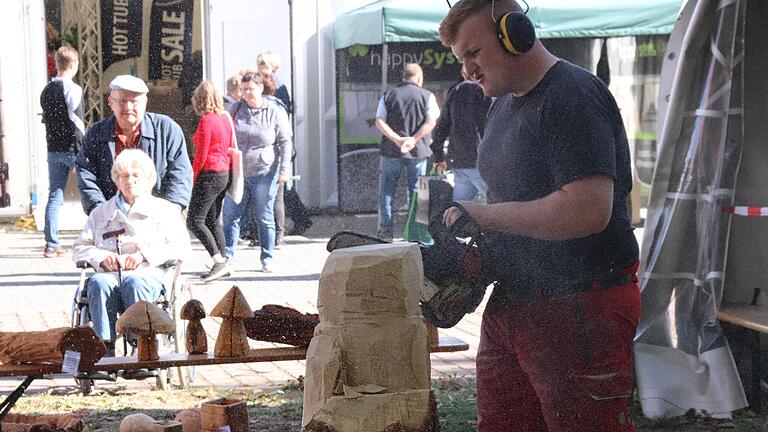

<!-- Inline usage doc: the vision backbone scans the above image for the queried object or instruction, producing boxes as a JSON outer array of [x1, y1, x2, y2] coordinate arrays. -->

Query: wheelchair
[[71, 259, 193, 395]]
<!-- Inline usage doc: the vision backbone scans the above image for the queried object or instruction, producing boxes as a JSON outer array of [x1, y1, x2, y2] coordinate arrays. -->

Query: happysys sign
[[338, 42, 462, 83]]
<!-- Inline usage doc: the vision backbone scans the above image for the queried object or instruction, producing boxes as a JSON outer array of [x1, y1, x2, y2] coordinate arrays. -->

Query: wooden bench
[[717, 304, 768, 412], [0, 336, 469, 421]]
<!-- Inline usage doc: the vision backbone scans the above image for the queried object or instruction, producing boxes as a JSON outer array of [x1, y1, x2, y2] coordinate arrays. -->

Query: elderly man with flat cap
[[76, 75, 193, 214]]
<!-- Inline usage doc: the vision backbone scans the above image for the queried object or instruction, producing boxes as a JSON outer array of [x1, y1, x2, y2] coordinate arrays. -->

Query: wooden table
[[718, 304, 768, 412], [0, 336, 469, 421]]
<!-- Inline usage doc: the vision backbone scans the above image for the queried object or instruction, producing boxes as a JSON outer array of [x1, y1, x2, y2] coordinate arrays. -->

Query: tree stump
[[0, 327, 106, 369]]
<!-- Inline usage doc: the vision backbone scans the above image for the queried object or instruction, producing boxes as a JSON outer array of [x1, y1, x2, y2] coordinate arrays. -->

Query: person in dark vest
[[40, 45, 85, 257], [374, 63, 440, 241]]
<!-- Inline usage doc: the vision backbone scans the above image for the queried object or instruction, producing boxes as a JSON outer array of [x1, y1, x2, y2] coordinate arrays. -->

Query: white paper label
[[62, 350, 81, 374], [218, 427, 231, 432]]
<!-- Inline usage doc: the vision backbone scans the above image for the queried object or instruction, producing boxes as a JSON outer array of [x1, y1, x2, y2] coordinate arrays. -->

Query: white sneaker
[[261, 260, 272, 273]]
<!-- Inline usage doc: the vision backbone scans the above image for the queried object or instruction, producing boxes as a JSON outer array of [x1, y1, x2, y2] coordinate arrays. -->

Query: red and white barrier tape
[[722, 206, 768, 217]]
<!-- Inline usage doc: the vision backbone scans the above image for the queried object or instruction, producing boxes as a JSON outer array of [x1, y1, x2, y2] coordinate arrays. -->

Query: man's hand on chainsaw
[[443, 202, 479, 228]]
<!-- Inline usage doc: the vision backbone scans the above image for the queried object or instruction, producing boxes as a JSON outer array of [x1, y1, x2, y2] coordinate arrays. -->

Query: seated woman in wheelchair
[[73, 149, 190, 356]]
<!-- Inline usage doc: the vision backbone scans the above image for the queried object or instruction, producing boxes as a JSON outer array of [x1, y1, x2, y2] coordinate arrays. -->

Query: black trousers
[[187, 170, 229, 256]]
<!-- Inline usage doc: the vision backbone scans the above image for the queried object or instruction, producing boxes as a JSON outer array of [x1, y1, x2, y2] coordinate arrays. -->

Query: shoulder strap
[[225, 111, 237, 149]]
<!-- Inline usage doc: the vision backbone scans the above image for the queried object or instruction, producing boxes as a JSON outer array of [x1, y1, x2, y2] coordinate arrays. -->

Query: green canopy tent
[[334, 0, 683, 49], [333, 0, 685, 213]]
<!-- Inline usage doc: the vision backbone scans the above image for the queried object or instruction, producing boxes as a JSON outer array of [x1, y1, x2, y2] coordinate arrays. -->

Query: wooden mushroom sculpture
[[116, 300, 176, 361], [210, 286, 254, 357], [180, 299, 207, 354]]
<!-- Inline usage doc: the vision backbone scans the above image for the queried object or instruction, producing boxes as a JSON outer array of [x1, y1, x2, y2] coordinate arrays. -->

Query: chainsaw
[[326, 203, 495, 328]]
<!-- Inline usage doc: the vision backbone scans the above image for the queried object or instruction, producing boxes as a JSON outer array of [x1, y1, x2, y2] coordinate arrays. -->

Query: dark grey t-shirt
[[477, 60, 638, 293]]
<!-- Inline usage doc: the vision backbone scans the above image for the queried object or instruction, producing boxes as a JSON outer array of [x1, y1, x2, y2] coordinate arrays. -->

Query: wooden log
[[0, 423, 56, 432], [213, 319, 248, 357], [244, 305, 318, 347], [0, 326, 106, 369], [2, 414, 83, 431]]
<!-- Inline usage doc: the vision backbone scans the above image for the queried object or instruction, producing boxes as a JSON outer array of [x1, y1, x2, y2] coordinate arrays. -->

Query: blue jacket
[[76, 112, 193, 214]]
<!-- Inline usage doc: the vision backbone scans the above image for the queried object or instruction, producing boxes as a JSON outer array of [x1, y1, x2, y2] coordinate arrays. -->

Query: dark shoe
[[201, 262, 231, 283], [288, 220, 313, 236], [249, 238, 259, 247], [76, 371, 117, 381], [43, 247, 66, 258], [121, 368, 159, 380], [104, 341, 116, 358]]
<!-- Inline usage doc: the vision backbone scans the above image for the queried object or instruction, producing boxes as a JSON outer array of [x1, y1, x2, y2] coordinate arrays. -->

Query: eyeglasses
[[240, 85, 261, 93], [117, 172, 146, 181], [257, 60, 267, 66], [110, 96, 146, 107]]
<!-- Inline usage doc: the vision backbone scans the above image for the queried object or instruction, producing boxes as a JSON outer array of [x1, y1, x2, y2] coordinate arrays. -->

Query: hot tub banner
[[148, 0, 194, 81], [101, 0, 143, 70]]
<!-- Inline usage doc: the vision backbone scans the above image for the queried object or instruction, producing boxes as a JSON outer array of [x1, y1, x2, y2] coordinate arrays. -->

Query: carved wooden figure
[[302, 243, 435, 432], [0, 326, 106, 368], [116, 301, 176, 361], [210, 286, 253, 357], [180, 299, 207, 354]]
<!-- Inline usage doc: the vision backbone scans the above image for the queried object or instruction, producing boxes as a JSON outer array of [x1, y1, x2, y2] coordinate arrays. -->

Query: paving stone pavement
[[0, 212, 480, 396]]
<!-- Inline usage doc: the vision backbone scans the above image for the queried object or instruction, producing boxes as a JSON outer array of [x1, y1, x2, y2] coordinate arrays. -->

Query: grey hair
[[110, 149, 157, 186]]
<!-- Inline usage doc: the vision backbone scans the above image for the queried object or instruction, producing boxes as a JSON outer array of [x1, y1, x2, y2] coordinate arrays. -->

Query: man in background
[[223, 74, 242, 110], [375, 63, 439, 241], [76, 75, 193, 214], [40, 45, 85, 257], [431, 66, 491, 202]]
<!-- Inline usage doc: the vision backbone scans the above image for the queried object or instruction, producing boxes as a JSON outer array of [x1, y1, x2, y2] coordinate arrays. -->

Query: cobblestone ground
[[0, 211, 479, 395]]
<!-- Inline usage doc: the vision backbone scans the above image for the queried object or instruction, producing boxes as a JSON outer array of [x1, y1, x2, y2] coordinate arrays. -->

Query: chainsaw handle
[[429, 202, 482, 243]]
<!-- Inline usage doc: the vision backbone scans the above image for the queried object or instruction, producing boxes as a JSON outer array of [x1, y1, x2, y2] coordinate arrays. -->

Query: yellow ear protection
[[491, 0, 536, 56], [496, 11, 536, 55], [444, 0, 536, 56]]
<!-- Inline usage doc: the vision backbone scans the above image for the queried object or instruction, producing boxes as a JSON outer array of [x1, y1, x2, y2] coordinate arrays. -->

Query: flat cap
[[109, 75, 149, 93]]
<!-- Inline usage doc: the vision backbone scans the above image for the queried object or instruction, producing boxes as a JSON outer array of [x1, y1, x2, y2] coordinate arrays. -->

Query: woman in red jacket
[[187, 80, 233, 282]]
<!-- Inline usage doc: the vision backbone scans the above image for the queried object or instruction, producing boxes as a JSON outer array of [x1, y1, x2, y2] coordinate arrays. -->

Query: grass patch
[[7, 377, 767, 431]]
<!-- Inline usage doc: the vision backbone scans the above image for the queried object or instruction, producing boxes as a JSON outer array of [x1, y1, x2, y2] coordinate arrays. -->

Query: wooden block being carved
[[0, 326, 106, 369], [201, 398, 248, 432], [211, 286, 253, 357], [302, 243, 435, 431]]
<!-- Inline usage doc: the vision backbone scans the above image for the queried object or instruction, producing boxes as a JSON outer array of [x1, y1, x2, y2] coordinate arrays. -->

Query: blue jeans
[[378, 156, 427, 235], [87, 272, 162, 341], [44, 152, 76, 248], [223, 167, 280, 265], [452, 168, 487, 202]]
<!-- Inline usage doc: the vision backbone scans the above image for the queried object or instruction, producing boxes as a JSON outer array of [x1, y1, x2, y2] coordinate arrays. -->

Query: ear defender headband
[[491, 0, 536, 56]]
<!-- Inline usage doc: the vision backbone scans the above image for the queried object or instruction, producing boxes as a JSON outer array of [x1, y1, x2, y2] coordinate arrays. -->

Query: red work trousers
[[476, 276, 640, 431]]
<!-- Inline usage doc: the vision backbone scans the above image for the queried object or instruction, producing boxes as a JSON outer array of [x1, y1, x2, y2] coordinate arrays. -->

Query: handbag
[[415, 168, 453, 224], [225, 112, 244, 204]]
